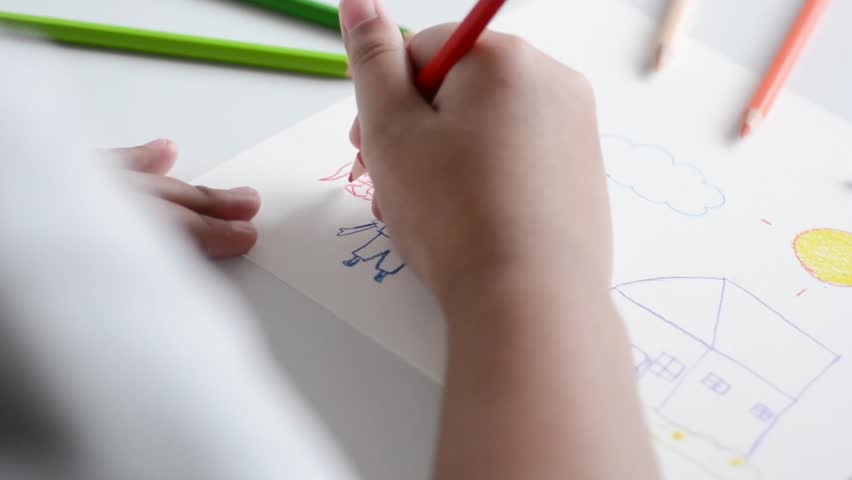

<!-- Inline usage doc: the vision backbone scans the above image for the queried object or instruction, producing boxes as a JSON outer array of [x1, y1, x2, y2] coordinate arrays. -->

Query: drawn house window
[[632, 346, 651, 377], [612, 276, 841, 458], [700, 372, 731, 395], [750, 403, 775, 422], [648, 353, 685, 381]]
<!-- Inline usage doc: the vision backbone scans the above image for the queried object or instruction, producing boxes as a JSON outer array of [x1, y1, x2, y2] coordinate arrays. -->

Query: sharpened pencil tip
[[740, 108, 763, 139], [348, 173, 354, 183]]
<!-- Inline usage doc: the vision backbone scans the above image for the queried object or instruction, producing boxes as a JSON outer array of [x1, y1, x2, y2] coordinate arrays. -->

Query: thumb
[[339, 0, 417, 124]]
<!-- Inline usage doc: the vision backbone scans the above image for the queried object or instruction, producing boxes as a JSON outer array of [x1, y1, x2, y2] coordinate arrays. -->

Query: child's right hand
[[341, 1, 612, 312], [340, 4, 659, 478]]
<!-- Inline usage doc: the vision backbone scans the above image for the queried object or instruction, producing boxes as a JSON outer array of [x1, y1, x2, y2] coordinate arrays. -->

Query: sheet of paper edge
[[195, 1, 851, 383]]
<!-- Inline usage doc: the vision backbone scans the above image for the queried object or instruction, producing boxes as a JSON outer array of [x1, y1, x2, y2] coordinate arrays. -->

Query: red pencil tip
[[348, 173, 353, 183], [740, 123, 752, 138]]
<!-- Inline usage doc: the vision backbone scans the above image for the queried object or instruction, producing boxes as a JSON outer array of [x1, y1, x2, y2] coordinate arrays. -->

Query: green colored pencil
[[237, 0, 411, 36], [0, 11, 350, 78]]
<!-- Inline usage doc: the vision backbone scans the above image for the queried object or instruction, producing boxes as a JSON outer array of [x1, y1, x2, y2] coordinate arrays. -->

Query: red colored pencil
[[349, 0, 507, 184], [740, 0, 829, 137], [414, 0, 508, 100]]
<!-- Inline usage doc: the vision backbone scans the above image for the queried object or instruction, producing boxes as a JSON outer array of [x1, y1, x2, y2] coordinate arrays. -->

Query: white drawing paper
[[195, 1, 852, 478]]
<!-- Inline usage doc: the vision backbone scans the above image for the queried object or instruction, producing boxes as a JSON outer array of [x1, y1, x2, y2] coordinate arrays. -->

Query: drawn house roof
[[613, 277, 840, 398]]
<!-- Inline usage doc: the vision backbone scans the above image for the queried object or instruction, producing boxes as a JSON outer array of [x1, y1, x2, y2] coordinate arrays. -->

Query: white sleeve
[[0, 35, 358, 480]]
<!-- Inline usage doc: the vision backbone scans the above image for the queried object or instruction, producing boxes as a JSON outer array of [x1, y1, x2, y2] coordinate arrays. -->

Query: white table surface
[[2, 1, 850, 478]]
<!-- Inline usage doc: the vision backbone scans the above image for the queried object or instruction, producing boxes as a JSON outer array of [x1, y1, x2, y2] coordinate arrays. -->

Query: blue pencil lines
[[601, 135, 726, 217], [613, 276, 840, 459], [337, 220, 405, 283]]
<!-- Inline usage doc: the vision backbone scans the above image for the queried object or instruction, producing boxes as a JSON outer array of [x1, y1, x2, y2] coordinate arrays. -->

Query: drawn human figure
[[337, 220, 404, 283], [319, 162, 374, 201]]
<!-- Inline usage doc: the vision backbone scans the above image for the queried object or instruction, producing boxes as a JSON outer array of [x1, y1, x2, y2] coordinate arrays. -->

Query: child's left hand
[[108, 139, 260, 258]]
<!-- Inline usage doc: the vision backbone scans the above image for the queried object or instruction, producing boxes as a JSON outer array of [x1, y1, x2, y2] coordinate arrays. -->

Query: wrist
[[437, 259, 614, 337]]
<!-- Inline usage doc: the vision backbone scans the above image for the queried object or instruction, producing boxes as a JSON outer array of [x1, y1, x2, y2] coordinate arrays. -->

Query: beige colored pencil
[[654, 0, 694, 70]]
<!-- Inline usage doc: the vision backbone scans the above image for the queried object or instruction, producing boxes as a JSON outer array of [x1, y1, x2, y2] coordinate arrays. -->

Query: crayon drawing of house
[[612, 277, 840, 458]]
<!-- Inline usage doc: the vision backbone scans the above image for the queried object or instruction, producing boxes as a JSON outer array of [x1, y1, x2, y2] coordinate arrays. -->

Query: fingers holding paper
[[109, 138, 178, 175], [107, 139, 261, 259]]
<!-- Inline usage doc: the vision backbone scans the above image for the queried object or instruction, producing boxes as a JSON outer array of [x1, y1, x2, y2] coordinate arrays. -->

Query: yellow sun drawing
[[793, 229, 852, 287]]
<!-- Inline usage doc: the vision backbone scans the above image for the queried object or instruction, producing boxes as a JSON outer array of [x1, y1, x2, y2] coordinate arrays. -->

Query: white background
[[1, 1, 850, 478]]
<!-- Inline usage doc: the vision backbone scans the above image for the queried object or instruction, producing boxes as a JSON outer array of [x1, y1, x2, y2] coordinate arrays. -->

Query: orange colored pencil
[[741, 0, 830, 137]]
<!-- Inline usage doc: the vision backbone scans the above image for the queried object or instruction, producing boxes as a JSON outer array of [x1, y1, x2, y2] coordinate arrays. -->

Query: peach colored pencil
[[654, 0, 694, 70], [741, 0, 830, 137]]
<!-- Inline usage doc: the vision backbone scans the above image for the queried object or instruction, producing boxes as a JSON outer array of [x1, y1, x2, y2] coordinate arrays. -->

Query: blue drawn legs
[[338, 221, 405, 283], [342, 255, 361, 267], [370, 251, 405, 282], [373, 268, 397, 283], [341, 252, 401, 283]]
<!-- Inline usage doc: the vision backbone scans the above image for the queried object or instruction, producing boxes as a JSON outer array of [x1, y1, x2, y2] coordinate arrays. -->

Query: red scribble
[[795, 288, 807, 297], [320, 162, 374, 202], [318, 162, 352, 182], [760, 219, 773, 226]]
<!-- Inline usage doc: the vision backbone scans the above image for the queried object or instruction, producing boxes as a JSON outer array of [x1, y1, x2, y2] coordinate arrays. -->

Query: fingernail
[[340, 0, 378, 33], [144, 138, 167, 147], [232, 221, 256, 234], [229, 186, 258, 197], [144, 138, 176, 153]]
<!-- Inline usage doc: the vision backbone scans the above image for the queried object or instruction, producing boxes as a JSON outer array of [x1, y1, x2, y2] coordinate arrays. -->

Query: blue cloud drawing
[[601, 135, 726, 216]]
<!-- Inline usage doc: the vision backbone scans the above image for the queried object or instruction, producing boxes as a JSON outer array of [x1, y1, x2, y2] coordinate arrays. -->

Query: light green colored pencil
[[0, 11, 350, 78]]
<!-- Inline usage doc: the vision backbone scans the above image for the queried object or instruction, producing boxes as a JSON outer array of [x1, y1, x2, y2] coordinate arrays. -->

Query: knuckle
[[193, 185, 218, 206], [481, 34, 534, 69], [408, 23, 456, 56], [350, 35, 397, 69], [564, 68, 596, 102], [465, 34, 537, 88], [497, 34, 532, 57]]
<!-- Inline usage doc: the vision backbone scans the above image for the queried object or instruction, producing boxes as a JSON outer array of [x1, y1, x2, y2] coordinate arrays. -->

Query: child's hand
[[108, 139, 260, 258], [341, 4, 658, 478], [341, 7, 612, 309], [341, 5, 658, 478]]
